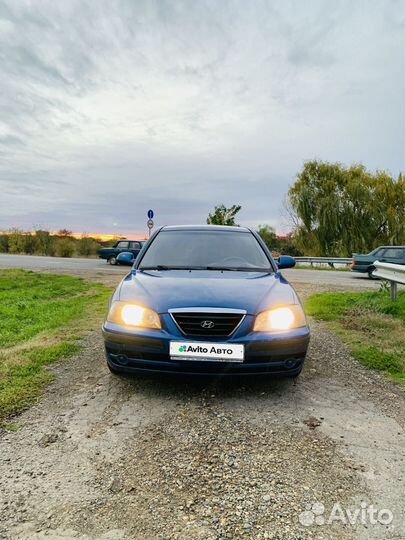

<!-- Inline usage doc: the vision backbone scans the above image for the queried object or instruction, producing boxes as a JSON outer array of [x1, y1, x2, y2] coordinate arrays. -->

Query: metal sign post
[[147, 210, 154, 238]]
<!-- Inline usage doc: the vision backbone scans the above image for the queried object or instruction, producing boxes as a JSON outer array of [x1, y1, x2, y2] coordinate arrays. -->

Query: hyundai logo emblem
[[200, 320, 215, 329]]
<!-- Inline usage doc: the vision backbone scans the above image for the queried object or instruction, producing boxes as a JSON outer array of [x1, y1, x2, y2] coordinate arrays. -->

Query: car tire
[[367, 266, 376, 279], [108, 256, 117, 265]]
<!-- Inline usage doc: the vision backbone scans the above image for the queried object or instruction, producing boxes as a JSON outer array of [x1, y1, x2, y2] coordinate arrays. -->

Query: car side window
[[382, 248, 403, 259], [376, 249, 385, 258], [117, 241, 129, 249], [129, 242, 141, 250]]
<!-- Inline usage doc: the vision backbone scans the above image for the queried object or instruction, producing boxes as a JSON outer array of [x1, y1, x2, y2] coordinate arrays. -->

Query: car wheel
[[367, 266, 376, 279], [108, 256, 117, 265]]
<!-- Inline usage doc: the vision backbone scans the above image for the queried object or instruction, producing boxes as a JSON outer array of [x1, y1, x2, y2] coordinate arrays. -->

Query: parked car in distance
[[102, 225, 310, 379], [351, 246, 405, 278], [97, 240, 145, 265]]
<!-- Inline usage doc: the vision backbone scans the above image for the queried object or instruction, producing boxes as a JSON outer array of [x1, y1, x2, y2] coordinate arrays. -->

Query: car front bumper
[[102, 322, 310, 377]]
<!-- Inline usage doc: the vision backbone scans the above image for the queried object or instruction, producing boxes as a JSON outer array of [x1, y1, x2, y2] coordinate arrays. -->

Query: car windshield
[[139, 229, 272, 271]]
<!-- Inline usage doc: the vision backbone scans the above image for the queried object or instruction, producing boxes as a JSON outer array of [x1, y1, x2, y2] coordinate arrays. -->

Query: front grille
[[171, 312, 244, 337]]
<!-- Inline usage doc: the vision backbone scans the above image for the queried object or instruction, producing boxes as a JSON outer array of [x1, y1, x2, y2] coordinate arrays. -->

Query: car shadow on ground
[[111, 370, 297, 401]]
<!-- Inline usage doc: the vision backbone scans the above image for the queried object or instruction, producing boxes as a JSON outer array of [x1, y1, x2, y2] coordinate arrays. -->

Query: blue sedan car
[[102, 225, 310, 377]]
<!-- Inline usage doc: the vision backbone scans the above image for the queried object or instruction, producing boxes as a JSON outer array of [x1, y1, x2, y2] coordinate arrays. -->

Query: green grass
[[0, 270, 105, 347], [306, 290, 405, 386], [0, 270, 111, 424]]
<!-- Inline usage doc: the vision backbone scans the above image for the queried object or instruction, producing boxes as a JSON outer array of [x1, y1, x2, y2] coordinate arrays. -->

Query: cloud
[[0, 0, 404, 235]]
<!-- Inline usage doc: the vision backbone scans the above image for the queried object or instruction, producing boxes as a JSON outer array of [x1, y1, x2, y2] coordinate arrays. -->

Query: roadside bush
[[23, 234, 38, 255], [8, 229, 27, 254], [0, 234, 9, 253], [35, 230, 55, 256], [0, 229, 117, 257], [55, 238, 75, 258], [77, 236, 101, 257]]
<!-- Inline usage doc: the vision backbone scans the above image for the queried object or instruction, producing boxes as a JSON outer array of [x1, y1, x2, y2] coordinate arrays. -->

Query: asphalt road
[[0, 253, 379, 289], [0, 254, 114, 272]]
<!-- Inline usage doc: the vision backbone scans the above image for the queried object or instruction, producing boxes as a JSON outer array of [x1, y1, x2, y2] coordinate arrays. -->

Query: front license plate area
[[170, 341, 244, 363]]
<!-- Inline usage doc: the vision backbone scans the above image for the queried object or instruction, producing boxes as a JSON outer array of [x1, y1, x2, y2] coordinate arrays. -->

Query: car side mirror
[[277, 255, 296, 269], [116, 252, 135, 265]]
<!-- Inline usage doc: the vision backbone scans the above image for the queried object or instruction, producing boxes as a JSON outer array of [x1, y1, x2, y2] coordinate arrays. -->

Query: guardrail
[[294, 257, 352, 268], [373, 261, 405, 301]]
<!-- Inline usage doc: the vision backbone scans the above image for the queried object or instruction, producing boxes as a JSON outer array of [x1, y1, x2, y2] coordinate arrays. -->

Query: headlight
[[107, 302, 161, 329], [253, 305, 306, 332]]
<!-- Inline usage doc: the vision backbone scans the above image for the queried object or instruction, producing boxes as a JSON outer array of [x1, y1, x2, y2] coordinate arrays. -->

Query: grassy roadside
[[306, 290, 405, 387], [0, 270, 111, 425]]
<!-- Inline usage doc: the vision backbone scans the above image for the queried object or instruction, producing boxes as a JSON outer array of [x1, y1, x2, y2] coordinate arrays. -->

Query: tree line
[[0, 229, 113, 257]]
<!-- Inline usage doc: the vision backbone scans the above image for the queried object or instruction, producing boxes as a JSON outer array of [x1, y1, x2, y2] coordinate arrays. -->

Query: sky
[[0, 0, 404, 237]]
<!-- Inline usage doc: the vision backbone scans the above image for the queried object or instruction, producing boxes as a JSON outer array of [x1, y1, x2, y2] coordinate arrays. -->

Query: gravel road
[[0, 270, 403, 540]]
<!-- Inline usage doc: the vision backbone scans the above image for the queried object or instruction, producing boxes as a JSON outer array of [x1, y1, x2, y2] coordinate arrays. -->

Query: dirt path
[[0, 280, 404, 540]]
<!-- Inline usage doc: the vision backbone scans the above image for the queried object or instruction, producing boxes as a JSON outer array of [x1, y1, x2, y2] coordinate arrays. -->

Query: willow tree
[[288, 161, 405, 256]]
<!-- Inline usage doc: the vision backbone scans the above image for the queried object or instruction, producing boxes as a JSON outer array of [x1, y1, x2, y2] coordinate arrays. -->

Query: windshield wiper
[[139, 265, 172, 271], [139, 265, 206, 271], [205, 266, 272, 272]]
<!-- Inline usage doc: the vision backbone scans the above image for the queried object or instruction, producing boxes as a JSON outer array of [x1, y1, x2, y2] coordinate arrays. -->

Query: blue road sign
[[147, 209, 154, 219]]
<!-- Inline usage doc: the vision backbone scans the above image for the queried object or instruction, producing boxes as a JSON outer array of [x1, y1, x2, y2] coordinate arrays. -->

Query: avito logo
[[178, 344, 234, 355], [178, 345, 209, 353]]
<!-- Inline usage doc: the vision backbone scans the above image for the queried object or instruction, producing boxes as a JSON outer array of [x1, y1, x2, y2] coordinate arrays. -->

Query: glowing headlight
[[253, 305, 306, 332], [107, 302, 161, 329]]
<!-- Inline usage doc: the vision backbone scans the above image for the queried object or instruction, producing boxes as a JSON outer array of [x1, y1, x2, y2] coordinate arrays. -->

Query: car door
[[116, 241, 129, 254], [370, 248, 384, 263], [379, 247, 405, 264], [128, 241, 142, 258]]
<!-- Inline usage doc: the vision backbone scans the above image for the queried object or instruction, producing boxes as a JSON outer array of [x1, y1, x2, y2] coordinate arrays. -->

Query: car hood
[[118, 270, 298, 315]]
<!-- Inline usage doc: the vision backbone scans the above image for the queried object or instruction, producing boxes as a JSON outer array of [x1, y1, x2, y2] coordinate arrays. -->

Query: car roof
[[376, 245, 405, 249], [160, 224, 251, 233]]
